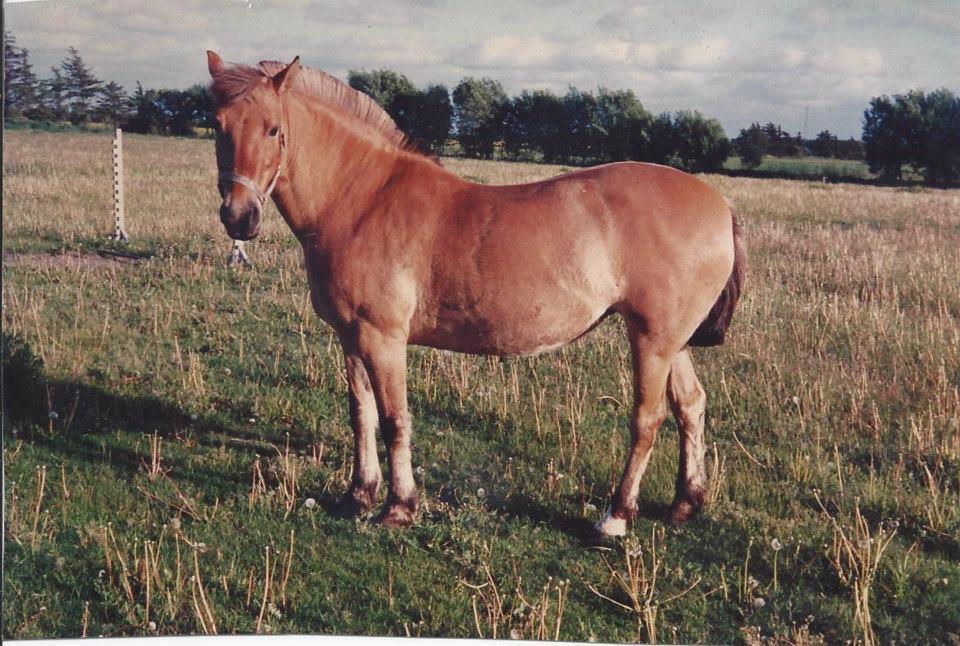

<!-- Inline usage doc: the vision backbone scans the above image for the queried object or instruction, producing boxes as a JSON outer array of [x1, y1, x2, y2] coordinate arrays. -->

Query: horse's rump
[[687, 215, 744, 347]]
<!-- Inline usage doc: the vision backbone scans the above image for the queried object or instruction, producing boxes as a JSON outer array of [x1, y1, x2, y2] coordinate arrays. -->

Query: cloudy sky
[[6, 0, 959, 138]]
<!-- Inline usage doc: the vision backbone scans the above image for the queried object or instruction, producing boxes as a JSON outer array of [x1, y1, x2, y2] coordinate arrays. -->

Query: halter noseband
[[218, 131, 286, 207]]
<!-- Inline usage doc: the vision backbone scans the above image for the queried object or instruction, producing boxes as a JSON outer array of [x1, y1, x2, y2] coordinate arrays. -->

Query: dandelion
[[304, 497, 317, 509], [510, 628, 521, 640], [584, 502, 597, 513], [753, 597, 766, 609], [791, 396, 800, 406], [189, 413, 198, 421], [49, 411, 59, 420], [148, 621, 157, 631], [224, 367, 232, 375], [771, 539, 782, 591], [477, 487, 487, 498], [248, 417, 256, 424]]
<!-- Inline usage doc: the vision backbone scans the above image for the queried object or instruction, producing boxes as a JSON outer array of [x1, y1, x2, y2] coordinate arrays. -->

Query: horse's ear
[[272, 55, 301, 93], [207, 51, 225, 77]]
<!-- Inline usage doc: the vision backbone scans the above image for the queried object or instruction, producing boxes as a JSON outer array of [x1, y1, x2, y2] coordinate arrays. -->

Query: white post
[[111, 128, 129, 241], [227, 239, 251, 267]]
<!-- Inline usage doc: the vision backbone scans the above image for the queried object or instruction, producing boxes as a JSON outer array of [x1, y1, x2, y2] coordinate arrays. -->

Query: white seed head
[[771, 538, 783, 551], [753, 597, 766, 609], [304, 497, 317, 509]]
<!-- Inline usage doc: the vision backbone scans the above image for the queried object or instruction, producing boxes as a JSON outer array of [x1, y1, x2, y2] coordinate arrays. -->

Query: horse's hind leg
[[596, 321, 671, 537], [666, 349, 708, 525]]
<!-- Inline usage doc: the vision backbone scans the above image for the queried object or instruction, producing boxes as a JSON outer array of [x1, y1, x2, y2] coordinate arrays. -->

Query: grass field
[[722, 155, 874, 182], [3, 130, 959, 643]]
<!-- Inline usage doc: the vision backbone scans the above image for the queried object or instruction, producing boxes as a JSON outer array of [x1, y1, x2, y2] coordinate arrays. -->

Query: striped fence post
[[111, 128, 129, 241]]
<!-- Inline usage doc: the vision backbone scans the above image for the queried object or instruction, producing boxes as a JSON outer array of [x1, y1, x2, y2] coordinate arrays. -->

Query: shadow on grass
[[5, 375, 253, 497]]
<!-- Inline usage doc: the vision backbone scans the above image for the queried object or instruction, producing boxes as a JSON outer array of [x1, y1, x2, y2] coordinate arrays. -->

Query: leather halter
[[218, 131, 286, 207]]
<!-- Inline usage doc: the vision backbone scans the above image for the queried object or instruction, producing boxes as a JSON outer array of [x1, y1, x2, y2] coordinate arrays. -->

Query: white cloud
[[477, 35, 558, 68], [811, 46, 884, 77], [677, 37, 729, 69]]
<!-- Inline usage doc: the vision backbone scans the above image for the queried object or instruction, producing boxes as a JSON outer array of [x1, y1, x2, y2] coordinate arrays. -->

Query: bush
[[735, 122, 769, 169]]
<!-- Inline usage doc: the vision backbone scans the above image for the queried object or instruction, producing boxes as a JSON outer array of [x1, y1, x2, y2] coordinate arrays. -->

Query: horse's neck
[[274, 99, 443, 242]]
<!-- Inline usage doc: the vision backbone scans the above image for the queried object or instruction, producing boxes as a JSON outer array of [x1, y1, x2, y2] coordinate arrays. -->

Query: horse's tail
[[688, 214, 745, 347]]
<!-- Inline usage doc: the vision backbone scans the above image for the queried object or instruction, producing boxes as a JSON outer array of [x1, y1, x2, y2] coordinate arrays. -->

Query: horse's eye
[[268, 126, 280, 138]]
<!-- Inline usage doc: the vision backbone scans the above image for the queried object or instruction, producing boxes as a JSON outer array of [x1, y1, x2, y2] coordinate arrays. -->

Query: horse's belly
[[411, 292, 613, 356]]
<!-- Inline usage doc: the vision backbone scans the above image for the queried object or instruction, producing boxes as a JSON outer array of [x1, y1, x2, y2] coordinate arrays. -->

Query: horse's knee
[[380, 411, 411, 447], [630, 403, 668, 447]]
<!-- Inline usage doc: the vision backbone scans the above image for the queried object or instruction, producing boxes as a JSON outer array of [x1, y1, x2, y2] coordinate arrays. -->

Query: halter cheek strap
[[219, 132, 286, 206]]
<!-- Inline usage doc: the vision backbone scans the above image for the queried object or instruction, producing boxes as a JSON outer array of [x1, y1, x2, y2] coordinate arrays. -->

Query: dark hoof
[[334, 483, 379, 518], [376, 496, 418, 528], [668, 490, 705, 526]]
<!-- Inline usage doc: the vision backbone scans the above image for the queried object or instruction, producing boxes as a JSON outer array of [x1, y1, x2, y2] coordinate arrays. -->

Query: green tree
[[348, 69, 449, 153], [810, 130, 839, 157], [60, 46, 102, 122], [735, 122, 769, 168], [41, 67, 69, 121], [452, 77, 507, 158], [561, 87, 602, 162], [917, 88, 960, 185], [410, 83, 452, 153], [125, 82, 162, 134], [503, 89, 566, 163], [670, 111, 732, 172], [649, 112, 679, 166], [596, 87, 653, 162], [863, 91, 923, 181], [3, 31, 39, 116], [96, 81, 130, 125]]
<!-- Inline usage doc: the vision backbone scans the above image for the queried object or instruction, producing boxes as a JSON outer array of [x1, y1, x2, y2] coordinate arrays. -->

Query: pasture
[[3, 129, 959, 642]]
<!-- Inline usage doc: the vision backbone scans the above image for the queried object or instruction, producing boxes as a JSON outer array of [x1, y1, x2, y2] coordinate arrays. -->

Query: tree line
[[4, 31, 213, 136], [348, 69, 732, 171], [4, 32, 958, 184]]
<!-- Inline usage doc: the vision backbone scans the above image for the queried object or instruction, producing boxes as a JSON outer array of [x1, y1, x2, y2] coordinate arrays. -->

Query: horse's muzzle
[[219, 199, 261, 241]]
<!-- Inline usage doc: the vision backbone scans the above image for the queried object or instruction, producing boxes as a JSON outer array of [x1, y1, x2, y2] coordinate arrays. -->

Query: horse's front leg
[[355, 325, 419, 527], [337, 346, 383, 516]]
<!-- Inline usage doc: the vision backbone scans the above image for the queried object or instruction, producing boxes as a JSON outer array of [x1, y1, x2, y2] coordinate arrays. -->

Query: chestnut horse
[[206, 52, 744, 536]]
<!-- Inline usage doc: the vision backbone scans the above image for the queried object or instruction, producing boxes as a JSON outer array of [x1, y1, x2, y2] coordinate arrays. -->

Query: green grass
[[723, 155, 873, 182], [3, 130, 960, 642]]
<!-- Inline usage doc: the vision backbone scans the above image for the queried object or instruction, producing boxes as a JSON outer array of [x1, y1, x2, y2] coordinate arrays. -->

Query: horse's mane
[[208, 59, 413, 153]]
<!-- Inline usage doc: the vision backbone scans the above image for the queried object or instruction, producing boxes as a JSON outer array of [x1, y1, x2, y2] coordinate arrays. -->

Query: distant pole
[[227, 239, 251, 267], [111, 128, 129, 241]]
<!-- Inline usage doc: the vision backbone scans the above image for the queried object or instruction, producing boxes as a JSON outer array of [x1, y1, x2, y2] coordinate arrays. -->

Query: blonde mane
[[208, 59, 411, 151]]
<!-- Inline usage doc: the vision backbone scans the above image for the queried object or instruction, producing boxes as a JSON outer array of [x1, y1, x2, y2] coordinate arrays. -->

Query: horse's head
[[207, 51, 300, 240]]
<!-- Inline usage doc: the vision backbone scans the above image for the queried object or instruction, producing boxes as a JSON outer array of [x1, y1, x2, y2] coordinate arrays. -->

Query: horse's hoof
[[594, 507, 629, 538], [667, 490, 705, 526], [334, 484, 379, 518], [376, 498, 418, 528]]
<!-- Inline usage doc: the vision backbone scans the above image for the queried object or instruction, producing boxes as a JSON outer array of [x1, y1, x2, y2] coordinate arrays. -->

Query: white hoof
[[595, 508, 627, 537]]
